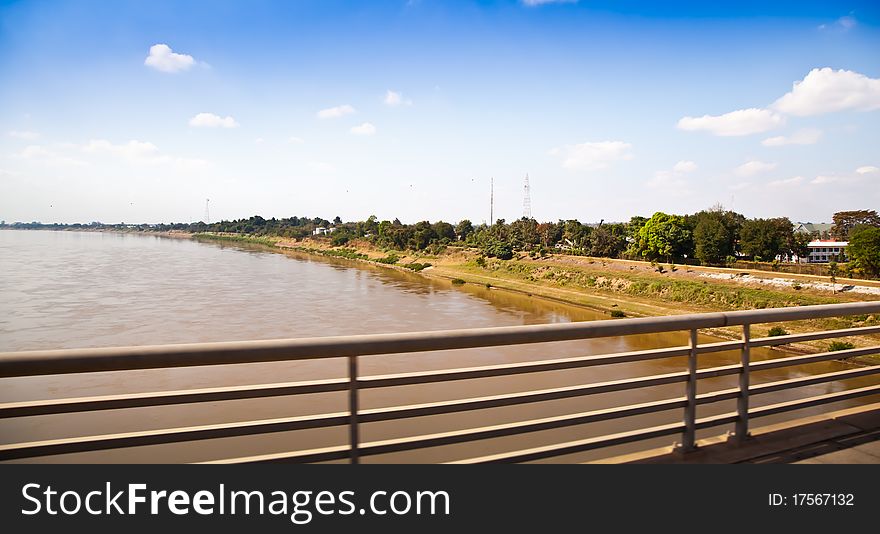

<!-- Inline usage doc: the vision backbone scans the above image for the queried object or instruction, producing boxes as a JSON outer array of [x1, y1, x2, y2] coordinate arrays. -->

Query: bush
[[610, 309, 626, 318], [828, 341, 855, 352], [405, 262, 432, 272], [451, 278, 466, 285], [375, 253, 399, 264], [475, 256, 487, 267], [792, 282, 802, 290], [767, 326, 788, 337]]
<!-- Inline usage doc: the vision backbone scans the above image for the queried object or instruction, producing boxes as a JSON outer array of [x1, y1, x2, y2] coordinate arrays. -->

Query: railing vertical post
[[348, 355, 360, 464], [734, 323, 751, 441], [681, 328, 698, 452]]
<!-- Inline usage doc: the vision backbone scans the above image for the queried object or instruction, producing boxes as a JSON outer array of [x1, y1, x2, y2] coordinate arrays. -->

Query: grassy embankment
[[190, 233, 880, 362]]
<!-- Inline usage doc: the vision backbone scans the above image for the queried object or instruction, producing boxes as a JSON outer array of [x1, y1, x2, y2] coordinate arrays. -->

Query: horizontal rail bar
[[449, 422, 686, 464], [750, 325, 880, 348], [750, 346, 880, 372], [3, 302, 879, 377], [358, 373, 688, 423], [201, 445, 351, 465], [749, 366, 880, 396], [0, 412, 349, 461], [359, 346, 691, 389], [197, 397, 688, 464], [748, 384, 880, 420], [695, 340, 742, 354], [0, 378, 349, 419]]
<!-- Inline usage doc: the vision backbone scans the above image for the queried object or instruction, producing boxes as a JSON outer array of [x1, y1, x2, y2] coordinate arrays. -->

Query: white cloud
[[144, 44, 195, 73], [350, 122, 376, 136], [648, 171, 686, 189], [734, 160, 778, 177], [309, 161, 335, 173], [82, 139, 208, 170], [856, 165, 879, 174], [522, 0, 578, 6], [550, 140, 633, 171], [84, 139, 160, 159], [819, 16, 857, 31], [672, 160, 698, 173], [317, 105, 355, 119], [761, 128, 822, 146], [288, 136, 304, 144], [648, 161, 696, 189], [254, 137, 264, 144], [188, 113, 239, 128], [677, 108, 784, 136], [16, 145, 87, 167], [772, 68, 880, 116], [811, 175, 841, 185], [7, 130, 39, 140], [768, 176, 804, 187], [384, 90, 412, 107]]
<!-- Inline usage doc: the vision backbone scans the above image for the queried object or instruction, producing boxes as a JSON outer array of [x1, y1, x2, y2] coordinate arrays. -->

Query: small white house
[[806, 240, 847, 263], [313, 227, 330, 236]]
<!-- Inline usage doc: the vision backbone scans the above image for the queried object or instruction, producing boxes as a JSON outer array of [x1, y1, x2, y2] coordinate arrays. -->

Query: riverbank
[[188, 232, 880, 362]]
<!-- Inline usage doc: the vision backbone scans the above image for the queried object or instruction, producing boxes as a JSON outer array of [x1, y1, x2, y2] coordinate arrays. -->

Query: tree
[[831, 210, 880, 240], [588, 225, 626, 258], [847, 225, 880, 277], [631, 212, 692, 262], [455, 219, 474, 241], [739, 218, 793, 261], [333, 216, 343, 225], [790, 231, 812, 262]]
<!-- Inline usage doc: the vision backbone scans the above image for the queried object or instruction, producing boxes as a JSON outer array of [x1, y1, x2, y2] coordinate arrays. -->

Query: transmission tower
[[489, 177, 494, 225], [522, 173, 531, 219], [204, 198, 210, 224]]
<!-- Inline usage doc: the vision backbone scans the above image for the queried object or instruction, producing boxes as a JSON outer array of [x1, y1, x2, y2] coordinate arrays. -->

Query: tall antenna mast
[[490, 177, 494, 225], [523, 173, 531, 219], [204, 198, 210, 224]]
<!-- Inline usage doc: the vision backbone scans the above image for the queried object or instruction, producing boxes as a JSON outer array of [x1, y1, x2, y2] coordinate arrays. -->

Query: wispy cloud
[[768, 176, 804, 187], [521, 0, 578, 6], [384, 90, 412, 107], [188, 113, 239, 128], [550, 140, 633, 171], [818, 15, 857, 31], [677, 108, 784, 136], [856, 165, 879, 175], [762, 128, 822, 146], [734, 160, 778, 177], [144, 44, 195, 73], [350, 122, 376, 136], [317, 105, 355, 119], [7, 130, 39, 140]]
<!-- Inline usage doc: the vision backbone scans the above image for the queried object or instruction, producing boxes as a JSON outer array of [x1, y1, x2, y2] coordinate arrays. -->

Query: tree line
[[4, 209, 879, 276]]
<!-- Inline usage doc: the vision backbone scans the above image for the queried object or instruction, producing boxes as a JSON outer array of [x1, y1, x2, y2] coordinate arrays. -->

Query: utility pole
[[490, 177, 494, 226]]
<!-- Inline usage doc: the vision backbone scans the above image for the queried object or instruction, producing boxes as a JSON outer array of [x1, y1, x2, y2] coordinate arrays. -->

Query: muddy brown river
[[1, 230, 877, 462]]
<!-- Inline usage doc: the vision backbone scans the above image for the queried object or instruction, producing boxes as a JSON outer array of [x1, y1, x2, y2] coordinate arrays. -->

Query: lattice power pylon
[[204, 198, 210, 224], [522, 173, 531, 219]]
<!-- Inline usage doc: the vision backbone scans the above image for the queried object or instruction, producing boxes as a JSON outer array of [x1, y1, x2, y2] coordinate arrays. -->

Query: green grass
[[828, 341, 855, 352], [193, 233, 278, 246], [767, 326, 789, 337], [451, 278, 466, 285]]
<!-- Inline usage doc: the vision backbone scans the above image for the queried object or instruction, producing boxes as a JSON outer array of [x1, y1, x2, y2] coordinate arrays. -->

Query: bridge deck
[[593, 402, 880, 464]]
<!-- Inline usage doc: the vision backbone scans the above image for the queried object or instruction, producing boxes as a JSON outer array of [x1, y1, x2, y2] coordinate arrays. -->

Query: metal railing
[[1, 301, 880, 463]]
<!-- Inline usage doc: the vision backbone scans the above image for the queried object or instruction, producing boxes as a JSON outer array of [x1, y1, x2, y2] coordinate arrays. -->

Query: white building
[[806, 240, 847, 263]]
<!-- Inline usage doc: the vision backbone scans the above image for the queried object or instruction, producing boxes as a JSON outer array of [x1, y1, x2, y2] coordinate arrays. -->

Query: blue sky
[[1, 0, 878, 225]]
